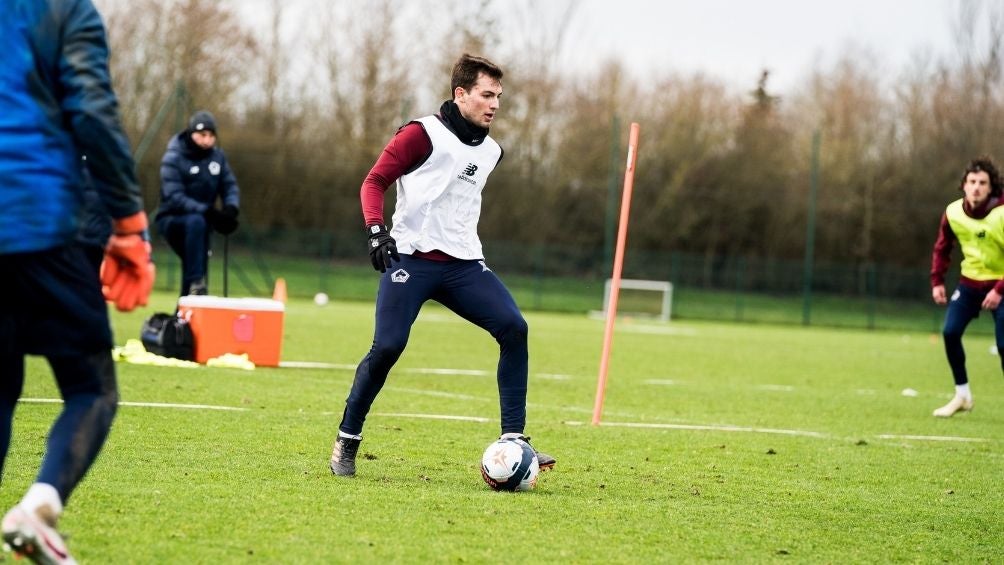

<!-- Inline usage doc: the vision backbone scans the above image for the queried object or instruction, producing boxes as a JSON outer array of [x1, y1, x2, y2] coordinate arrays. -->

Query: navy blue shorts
[[0, 244, 112, 357]]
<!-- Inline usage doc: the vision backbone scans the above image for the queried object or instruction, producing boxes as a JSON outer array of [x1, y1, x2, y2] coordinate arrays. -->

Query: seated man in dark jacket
[[154, 110, 241, 295]]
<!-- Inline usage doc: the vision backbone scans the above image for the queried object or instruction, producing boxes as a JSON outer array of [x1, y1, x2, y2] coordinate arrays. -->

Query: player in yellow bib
[[930, 156, 1004, 417]]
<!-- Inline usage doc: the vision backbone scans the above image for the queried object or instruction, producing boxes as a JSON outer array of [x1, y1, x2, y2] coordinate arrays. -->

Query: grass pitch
[[4, 292, 1002, 563]]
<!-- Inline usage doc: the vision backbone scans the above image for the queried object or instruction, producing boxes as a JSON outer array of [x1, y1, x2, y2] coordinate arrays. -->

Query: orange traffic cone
[[272, 277, 287, 303]]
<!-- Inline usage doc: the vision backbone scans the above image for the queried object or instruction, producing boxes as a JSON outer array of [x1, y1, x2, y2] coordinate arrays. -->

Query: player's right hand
[[366, 224, 399, 273], [101, 211, 156, 311]]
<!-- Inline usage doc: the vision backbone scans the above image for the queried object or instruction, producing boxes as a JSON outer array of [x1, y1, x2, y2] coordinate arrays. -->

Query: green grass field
[[4, 291, 1002, 563]]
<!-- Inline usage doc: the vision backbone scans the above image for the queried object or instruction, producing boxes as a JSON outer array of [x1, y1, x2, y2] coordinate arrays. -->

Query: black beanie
[[188, 110, 217, 134]]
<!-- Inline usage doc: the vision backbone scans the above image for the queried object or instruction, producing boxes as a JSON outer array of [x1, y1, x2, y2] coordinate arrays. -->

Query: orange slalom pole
[[592, 122, 640, 425]]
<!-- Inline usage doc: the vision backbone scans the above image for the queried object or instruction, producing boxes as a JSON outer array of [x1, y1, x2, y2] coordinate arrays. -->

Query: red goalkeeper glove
[[100, 211, 156, 312]]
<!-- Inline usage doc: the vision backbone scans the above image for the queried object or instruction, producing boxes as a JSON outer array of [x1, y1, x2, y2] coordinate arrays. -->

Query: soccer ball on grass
[[480, 437, 539, 491]]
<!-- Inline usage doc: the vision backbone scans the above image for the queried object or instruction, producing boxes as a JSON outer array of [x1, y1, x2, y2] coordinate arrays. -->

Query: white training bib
[[390, 116, 501, 259]]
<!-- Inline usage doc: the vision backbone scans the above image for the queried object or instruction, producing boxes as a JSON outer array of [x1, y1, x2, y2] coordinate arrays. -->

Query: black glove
[[206, 205, 239, 235], [367, 224, 399, 272]]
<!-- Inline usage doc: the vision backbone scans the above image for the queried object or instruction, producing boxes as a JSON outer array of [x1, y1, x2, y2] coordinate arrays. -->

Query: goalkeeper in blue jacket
[[0, 0, 155, 562]]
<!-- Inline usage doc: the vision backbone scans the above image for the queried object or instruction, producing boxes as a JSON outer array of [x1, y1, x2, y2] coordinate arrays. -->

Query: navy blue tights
[[340, 256, 528, 436], [0, 350, 118, 502], [942, 285, 1004, 385]]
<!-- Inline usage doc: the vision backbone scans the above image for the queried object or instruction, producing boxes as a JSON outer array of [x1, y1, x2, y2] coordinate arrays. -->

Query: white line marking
[[22, 397, 992, 445], [571, 420, 829, 438], [876, 434, 989, 443], [280, 361, 566, 381], [384, 386, 484, 401], [372, 412, 490, 423], [565, 420, 992, 444], [19, 398, 247, 411], [406, 368, 490, 376], [280, 361, 355, 370], [122, 401, 248, 411]]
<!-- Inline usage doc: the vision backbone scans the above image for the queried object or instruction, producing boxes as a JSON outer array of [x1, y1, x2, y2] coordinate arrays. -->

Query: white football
[[480, 438, 539, 491], [313, 292, 329, 306]]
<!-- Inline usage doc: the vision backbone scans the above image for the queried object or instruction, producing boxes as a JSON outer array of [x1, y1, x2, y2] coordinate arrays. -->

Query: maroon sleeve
[[930, 212, 955, 287], [360, 122, 433, 226]]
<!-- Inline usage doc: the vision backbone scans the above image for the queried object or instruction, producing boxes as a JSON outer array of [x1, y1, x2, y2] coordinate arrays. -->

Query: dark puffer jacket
[[154, 132, 240, 221]]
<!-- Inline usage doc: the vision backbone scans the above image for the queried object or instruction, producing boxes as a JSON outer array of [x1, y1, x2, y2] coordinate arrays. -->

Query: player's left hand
[[101, 211, 156, 312], [982, 288, 1002, 310]]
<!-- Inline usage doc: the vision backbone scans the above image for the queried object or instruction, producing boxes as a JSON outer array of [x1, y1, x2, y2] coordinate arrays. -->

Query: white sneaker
[[932, 395, 974, 418], [1, 504, 76, 565]]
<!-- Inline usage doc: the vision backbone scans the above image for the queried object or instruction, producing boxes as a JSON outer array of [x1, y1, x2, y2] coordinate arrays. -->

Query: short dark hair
[[960, 156, 1002, 197], [450, 54, 503, 95]]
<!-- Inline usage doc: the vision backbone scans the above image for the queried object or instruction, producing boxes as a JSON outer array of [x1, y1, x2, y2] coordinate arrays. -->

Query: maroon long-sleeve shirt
[[360, 122, 432, 226]]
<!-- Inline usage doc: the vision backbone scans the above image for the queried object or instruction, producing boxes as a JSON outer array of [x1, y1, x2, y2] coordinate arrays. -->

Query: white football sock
[[955, 383, 972, 400], [338, 431, 362, 440], [20, 483, 63, 516]]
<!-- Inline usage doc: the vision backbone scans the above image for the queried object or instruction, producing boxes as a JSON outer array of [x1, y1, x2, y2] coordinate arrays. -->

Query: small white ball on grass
[[314, 292, 329, 306]]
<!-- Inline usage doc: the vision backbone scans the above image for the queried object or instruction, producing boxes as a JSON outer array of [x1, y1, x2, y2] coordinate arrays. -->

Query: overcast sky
[[562, 0, 959, 92], [239, 0, 967, 95]]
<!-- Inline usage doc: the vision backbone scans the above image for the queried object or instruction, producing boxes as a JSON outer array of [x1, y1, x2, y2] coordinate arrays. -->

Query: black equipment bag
[[140, 313, 194, 361]]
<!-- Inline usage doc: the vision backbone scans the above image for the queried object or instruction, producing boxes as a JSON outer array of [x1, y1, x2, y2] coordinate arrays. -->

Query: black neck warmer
[[438, 100, 488, 146]]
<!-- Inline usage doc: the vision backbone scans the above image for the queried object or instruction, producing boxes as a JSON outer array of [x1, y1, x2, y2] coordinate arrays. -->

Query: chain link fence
[[152, 225, 959, 335]]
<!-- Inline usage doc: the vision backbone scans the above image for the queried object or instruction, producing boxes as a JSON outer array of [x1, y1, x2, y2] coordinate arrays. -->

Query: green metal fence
[[152, 226, 960, 335]]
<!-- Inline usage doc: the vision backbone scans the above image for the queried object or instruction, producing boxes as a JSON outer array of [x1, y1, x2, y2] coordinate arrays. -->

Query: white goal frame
[[599, 279, 673, 322]]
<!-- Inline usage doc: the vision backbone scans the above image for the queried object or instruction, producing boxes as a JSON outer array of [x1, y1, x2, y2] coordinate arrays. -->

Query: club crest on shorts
[[391, 269, 410, 283]]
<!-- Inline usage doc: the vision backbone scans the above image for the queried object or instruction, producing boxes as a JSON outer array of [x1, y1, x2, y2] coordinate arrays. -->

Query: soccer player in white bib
[[930, 157, 1004, 417], [329, 54, 555, 476]]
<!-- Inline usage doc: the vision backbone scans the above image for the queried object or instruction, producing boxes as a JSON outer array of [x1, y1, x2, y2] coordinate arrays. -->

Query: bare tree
[[97, 0, 258, 206], [789, 50, 891, 269]]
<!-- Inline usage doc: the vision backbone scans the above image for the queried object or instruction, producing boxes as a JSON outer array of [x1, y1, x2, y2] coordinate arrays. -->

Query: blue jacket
[[0, 0, 143, 254], [154, 133, 240, 221], [77, 161, 113, 249]]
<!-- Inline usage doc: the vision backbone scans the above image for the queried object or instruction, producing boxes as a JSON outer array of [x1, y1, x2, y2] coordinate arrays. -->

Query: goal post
[[599, 278, 673, 322]]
